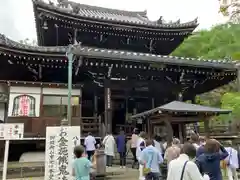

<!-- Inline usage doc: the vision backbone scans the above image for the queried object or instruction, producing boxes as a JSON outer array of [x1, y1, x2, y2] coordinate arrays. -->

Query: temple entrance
[[111, 97, 152, 135], [112, 98, 126, 134]]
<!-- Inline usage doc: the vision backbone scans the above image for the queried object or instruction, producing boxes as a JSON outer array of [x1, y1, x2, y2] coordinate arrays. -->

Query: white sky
[[0, 0, 227, 42]]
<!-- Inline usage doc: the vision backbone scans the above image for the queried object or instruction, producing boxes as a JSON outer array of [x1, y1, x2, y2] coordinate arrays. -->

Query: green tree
[[220, 1, 240, 23], [172, 24, 240, 121], [173, 24, 240, 60]]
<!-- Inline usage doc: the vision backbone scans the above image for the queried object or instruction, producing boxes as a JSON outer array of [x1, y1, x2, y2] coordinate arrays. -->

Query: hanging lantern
[[42, 21, 48, 30]]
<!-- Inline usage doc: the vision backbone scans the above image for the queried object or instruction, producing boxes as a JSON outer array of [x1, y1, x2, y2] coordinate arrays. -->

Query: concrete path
[[8, 166, 138, 180]]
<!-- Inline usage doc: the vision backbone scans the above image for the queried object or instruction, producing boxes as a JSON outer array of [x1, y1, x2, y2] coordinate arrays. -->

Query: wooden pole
[[204, 118, 210, 138]]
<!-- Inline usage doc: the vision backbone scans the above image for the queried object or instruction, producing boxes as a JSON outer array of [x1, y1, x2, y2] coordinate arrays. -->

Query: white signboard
[[44, 126, 81, 180], [2, 123, 24, 180], [0, 123, 24, 140]]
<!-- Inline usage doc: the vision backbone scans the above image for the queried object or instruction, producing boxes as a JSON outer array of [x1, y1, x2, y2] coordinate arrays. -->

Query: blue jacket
[[139, 145, 163, 174], [196, 145, 205, 157], [116, 135, 126, 153], [196, 146, 228, 180]]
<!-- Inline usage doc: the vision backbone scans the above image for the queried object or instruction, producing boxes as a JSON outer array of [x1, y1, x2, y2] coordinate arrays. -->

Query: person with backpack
[[139, 139, 163, 180]]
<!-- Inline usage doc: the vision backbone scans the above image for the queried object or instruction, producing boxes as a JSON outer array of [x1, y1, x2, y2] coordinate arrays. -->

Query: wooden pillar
[[125, 97, 128, 123], [94, 93, 100, 136], [79, 88, 82, 126], [178, 124, 183, 143], [94, 93, 98, 118], [151, 98, 155, 108], [204, 118, 210, 138], [73, 29, 78, 44], [191, 95, 199, 134], [181, 124, 187, 141], [163, 116, 174, 146], [104, 87, 112, 134]]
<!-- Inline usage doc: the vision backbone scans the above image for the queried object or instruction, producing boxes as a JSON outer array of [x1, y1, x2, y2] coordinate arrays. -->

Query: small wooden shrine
[[131, 101, 232, 143]]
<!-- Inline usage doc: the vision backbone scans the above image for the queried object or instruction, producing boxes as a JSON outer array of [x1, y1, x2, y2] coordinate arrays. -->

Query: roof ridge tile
[[32, 0, 198, 28]]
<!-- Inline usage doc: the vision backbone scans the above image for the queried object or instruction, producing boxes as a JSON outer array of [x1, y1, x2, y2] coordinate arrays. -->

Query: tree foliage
[[220, 1, 240, 23], [221, 92, 240, 119], [172, 24, 240, 122], [172, 24, 240, 60]]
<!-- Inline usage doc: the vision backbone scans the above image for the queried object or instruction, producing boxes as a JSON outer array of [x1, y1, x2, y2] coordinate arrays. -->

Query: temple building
[[0, 0, 237, 160]]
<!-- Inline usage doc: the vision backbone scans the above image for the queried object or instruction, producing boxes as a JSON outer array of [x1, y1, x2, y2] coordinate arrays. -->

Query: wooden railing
[[116, 124, 135, 136], [187, 124, 239, 137], [7, 116, 101, 137], [81, 116, 101, 137]]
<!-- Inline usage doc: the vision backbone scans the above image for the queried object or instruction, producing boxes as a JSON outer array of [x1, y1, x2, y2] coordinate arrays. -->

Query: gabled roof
[[160, 101, 231, 113], [131, 101, 232, 119], [33, 0, 198, 29], [0, 34, 237, 70]]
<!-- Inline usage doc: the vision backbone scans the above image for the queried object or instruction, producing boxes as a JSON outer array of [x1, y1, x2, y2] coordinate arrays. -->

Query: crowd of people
[[71, 130, 240, 180]]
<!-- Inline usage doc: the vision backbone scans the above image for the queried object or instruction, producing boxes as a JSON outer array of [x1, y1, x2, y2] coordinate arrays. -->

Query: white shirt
[[225, 147, 239, 169], [102, 134, 115, 156], [136, 137, 145, 160], [153, 140, 163, 154], [167, 154, 204, 180], [84, 135, 96, 151], [193, 143, 200, 150]]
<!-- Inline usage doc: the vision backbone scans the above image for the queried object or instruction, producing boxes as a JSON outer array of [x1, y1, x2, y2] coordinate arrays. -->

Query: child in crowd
[[72, 145, 96, 180]]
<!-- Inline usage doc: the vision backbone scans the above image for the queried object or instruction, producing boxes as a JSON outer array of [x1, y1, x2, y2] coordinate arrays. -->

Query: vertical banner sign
[[104, 88, 111, 110], [45, 126, 81, 180], [104, 88, 112, 133]]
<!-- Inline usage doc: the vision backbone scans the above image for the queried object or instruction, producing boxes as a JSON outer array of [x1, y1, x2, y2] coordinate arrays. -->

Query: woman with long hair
[[196, 139, 229, 180]]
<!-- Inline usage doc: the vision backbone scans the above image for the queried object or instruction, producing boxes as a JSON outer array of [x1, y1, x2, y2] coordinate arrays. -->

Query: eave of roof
[[131, 101, 232, 119], [71, 46, 237, 70], [0, 34, 237, 70], [32, 0, 198, 30]]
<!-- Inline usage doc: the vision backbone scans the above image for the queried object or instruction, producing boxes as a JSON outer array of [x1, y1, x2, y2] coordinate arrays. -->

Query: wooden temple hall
[[0, 0, 238, 158]]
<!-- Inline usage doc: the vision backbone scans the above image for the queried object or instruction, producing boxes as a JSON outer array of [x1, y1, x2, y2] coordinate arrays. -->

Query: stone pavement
[[8, 166, 139, 180]]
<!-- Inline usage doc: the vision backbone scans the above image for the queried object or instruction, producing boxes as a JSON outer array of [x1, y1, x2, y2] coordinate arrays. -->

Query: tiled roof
[[72, 46, 237, 69], [0, 34, 237, 69], [131, 101, 232, 119], [33, 0, 198, 29], [0, 34, 67, 55]]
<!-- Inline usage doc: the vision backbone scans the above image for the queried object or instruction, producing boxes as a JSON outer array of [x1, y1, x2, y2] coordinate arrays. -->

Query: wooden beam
[[150, 115, 200, 123]]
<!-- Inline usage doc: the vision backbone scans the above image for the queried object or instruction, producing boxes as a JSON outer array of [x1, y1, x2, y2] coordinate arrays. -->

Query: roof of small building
[[131, 101, 232, 119], [32, 0, 198, 29], [0, 34, 237, 70]]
